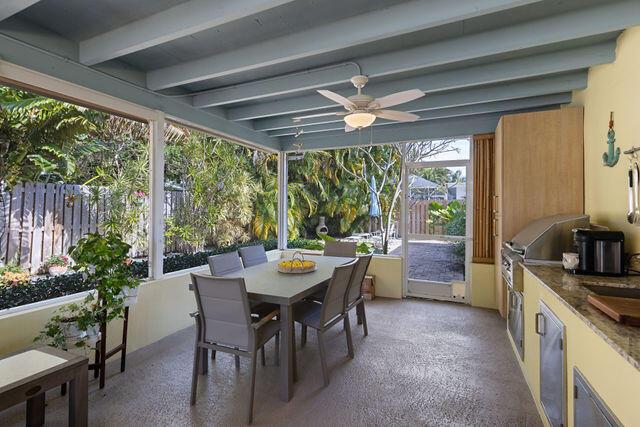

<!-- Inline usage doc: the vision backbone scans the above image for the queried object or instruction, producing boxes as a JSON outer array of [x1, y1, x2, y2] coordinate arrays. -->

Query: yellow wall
[[367, 255, 403, 299], [0, 252, 403, 358], [571, 26, 640, 251], [517, 270, 640, 426], [470, 262, 497, 309]]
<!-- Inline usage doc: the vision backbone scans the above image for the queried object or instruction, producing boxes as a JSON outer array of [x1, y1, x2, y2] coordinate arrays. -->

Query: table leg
[[26, 392, 45, 427], [279, 304, 294, 402], [69, 364, 88, 427]]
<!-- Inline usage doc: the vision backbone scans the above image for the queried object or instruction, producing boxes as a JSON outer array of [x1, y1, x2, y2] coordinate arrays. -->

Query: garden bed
[[1, 238, 320, 311]]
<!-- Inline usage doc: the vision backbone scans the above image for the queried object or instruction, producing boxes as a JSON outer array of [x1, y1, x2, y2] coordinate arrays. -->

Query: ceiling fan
[[293, 75, 425, 132]]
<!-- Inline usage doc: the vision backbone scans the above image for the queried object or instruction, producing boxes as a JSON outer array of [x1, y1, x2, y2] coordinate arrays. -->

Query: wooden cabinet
[[494, 107, 584, 316]]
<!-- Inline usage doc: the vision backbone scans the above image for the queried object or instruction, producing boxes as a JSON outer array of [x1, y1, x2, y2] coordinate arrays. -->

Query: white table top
[[0, 349, 67, 388], [231, 255, 353, 304]]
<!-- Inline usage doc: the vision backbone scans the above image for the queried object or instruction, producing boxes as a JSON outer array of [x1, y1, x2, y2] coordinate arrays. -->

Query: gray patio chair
[[323, 240, 357, 257], [344, 254, 372, 336], [239, 244, 268, 268], [207, 251, 244, 276], [207, 251, 278, 367], [294, 259, 357, 386], [190, 273, 280, 424]]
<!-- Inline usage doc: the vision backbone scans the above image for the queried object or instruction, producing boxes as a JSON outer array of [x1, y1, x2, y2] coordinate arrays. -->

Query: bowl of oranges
[[277, 251, 317, 274]]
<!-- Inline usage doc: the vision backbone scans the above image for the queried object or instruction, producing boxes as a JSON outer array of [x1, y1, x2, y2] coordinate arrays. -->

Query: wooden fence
[[0, 183, 183, 272], [406, 199, 449, 236]]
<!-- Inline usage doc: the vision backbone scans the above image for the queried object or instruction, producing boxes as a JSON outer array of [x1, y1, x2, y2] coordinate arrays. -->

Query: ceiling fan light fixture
[[344, 112, 376, 129]]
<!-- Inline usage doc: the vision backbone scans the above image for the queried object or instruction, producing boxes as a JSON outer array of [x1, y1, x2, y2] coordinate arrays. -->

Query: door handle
[[535, 312, 545, 335]]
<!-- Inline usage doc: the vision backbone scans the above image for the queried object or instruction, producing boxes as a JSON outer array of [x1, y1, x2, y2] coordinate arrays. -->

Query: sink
[[583, 285, 640, 299]]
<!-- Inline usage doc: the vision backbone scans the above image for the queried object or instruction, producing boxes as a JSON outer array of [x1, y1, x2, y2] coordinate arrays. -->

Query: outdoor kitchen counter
[[522, 264, 640, 371]]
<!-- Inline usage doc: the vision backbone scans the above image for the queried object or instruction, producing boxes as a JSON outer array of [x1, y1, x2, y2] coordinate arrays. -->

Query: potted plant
[[36, 232, 141, 353], [46, 254, 71, 276], [37, 302, 99, 355]]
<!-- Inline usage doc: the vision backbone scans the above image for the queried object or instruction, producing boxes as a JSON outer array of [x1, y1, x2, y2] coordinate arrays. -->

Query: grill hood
[[506, 214, 590, 261]]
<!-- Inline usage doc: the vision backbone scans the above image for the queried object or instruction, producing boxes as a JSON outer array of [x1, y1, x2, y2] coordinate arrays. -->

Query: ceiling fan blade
[[374, 109, 420, 122], [317, 90, 356, 110], [345, 124, 356, 133], [371, 89, 425, 109]]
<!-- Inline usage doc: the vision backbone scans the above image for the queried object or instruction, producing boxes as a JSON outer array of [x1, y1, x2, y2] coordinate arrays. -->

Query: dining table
[[187, 254, 354, 402]]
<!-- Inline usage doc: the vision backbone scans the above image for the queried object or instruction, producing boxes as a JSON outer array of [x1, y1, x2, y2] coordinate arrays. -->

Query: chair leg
[[211, 349, 216, 360], [260, 346, 266, 366], [301, 324, 307, 347], [235, 348, 240, 370], [360, 301, 369, 336], [190, 343, 200, 405], [247, 351, 257, 424], [344, 315, 354, 359], [356, 302, 363, 325], [317, 331, 329, 386], [275, 332, 280, 367]]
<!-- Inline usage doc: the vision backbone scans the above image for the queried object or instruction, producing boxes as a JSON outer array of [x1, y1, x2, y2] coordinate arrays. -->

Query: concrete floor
[[0, 299, 541, 426]]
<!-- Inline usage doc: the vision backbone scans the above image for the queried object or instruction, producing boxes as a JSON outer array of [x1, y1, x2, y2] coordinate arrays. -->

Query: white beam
[[231, 72, 587, 121], [267, 94, 571, 137], [280, 113, 503, 152], [195, 40, 613, 109], [277, 152, 288, 249], [80, 0, 295, 66], [0, 1, 41, 21], [149, 112, 165, 279], [147, 0, 542, 90]]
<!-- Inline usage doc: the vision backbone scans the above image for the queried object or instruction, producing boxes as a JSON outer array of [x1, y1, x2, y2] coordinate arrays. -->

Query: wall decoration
[[602, 111, 620, 167]]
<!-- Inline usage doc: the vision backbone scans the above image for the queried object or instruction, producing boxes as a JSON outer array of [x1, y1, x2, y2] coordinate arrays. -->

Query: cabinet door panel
[[574, 368, 619, 427], [538, 301, 565, 427]]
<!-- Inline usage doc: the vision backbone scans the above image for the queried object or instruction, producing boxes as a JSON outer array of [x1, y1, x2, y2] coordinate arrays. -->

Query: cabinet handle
[[535, 312, 545, 335], [492, 217, 499, 238]]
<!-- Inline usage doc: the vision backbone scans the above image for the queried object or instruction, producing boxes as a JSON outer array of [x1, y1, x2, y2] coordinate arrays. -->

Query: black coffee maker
[[572, 229, 625, 276]]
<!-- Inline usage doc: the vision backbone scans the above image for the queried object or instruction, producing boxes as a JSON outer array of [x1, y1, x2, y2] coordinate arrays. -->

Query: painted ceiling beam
[[229, 71, 587, 122], [79, 0, 295, 66], [229, 42, 611, 121], [192, 62, 361, 108], [195, 39, 614, 109], [0, 33, 279, 151], [267, 93, 571, 137], [0, 0, 42, 21], [279, 113, 504, 152], [147, 0, 543, 90]]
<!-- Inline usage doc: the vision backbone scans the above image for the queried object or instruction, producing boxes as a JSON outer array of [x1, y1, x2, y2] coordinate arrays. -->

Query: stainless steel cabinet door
[[507, 290, 524, 360], [537, 301, 565, 427], [574, 368, 619, 427]]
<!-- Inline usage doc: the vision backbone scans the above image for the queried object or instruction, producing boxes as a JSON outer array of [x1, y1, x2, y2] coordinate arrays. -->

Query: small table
[[188, 255, 354, 402], [0, 346, 88, 427]]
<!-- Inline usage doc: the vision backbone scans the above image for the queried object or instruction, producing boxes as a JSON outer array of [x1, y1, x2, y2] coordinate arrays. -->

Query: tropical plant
[[0, 263, 30, 287], [428, 200, 466, 236]]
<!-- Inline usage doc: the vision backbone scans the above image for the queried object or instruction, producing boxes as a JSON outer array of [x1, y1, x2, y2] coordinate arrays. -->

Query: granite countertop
[[522, 264, 640, 371]]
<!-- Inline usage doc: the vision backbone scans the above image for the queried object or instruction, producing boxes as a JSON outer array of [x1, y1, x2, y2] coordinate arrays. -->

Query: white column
[[400, 143, 408, 297], [149, 112, 165, 279], [277, 152, 288, 250]]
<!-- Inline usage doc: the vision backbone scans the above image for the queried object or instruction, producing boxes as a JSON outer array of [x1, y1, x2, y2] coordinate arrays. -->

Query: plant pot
[[84, 324, 101, 345], [60, 320, 84, 340], [48, 265, 68, 276], [120, 286, 139, 307]]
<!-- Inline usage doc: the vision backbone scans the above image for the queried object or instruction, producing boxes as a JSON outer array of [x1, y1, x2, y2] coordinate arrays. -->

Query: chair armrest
[[189, 311, 199, 318], [252, 309, 280, 330]]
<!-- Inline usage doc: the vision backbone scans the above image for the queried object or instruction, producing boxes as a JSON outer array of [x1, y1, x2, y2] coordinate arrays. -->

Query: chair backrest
[[323, 240, 357, 257], [191, 273, 253, 350], [346, 254, 372, 306], [239, 244, 268, 268], [320, 259, 357, 325], [207, 251, 243, 276]]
